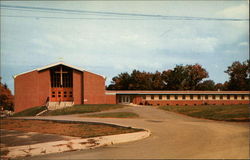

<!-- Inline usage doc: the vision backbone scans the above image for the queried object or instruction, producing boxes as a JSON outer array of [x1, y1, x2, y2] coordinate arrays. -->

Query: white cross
[[55, 66, 68, 86]]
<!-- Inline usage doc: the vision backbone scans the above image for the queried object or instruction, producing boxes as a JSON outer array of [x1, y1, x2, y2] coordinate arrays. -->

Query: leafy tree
[[129, 70, 153, 90], [0, 81, 14, 111], [225, 60, 250, 91], [107, 72, 131, 90], [162, 64, 208, 90], [197, 80, 215, 90], [107, 63, 210, 91]]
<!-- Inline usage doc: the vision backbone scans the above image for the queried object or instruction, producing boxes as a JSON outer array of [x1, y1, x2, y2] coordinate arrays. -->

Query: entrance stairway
[[47, 101, 74, 110]]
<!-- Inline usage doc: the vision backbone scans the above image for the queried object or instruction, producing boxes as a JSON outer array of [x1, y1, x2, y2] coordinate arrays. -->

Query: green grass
[[159, 104, 250, 122], [42, 104, 126, 116], [13, 106, 47, 117], [84, 112, 139, 118]]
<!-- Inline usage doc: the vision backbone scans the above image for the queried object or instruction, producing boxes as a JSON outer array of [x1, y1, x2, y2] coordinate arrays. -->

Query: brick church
[[14, 62, 249, 112]]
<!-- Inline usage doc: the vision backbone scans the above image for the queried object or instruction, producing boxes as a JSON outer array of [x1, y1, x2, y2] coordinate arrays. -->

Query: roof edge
[[14, 62, 106, 79]]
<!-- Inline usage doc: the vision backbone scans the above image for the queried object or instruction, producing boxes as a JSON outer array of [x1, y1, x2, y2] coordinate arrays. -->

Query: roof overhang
[[37, 62, 83, 72], [14, 62, 105, 79]]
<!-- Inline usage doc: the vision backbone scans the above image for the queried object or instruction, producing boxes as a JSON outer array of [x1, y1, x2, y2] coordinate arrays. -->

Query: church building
[[14, 62, 116, 112], [14, 62, 249, 112]]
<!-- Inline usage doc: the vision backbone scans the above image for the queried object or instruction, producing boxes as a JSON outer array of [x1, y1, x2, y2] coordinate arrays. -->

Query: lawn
[[13, 106, 47, 117], [0, 119, 143, 138], [159, 104, 250, 122], [83, 112, 139, 118], [13, 104, 127, 116]]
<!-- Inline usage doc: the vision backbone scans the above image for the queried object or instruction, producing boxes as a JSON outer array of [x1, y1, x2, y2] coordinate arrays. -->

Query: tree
[[0, 81, 14, 111], [197, 80, 215, 90], [107, 72, 131, 90], [108, 64, 209, 90], [225, 60, 250, 91], [162, 64, 208, 90]]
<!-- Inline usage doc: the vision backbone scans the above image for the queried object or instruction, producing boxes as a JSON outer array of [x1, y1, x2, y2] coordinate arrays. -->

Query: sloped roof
[[37, 61, 83, 72], [14, 61, 105, 78]]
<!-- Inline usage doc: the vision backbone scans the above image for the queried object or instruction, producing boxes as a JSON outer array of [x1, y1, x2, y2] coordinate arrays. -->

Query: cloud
[[217, 4, 249, 19], [238, 41, 249, 47]]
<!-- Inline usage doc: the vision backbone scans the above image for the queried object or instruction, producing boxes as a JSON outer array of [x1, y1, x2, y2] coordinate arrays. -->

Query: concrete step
[[47, 101, 74, 110], [36, 109, 48, 116]]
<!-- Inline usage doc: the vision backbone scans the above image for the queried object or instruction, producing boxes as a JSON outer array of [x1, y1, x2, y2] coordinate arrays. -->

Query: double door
[[119, 95, 131, 104], [50, 88, 73, 102]]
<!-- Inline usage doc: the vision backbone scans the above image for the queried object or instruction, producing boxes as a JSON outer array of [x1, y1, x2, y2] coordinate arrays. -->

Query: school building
[[14, 62, 249, 112]]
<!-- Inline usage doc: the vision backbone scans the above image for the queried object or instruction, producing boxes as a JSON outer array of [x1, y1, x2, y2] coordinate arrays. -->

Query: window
[[234, 95, 237, 100], [241, 95, 245, 100], [182, 95, 186, 100], [212, 95, 216, 99], [227, 95, 230, 99], [190, 95, 193, 100], [175, 95, 178, 100], [151, 95, 154, 100], [198, 95, 201, 99], [159, 95, 162, 100], [167, 95, 170, 99], [220, 95, 223, 100], [205, 95, 208, 99], [142, 95, 146, 99]]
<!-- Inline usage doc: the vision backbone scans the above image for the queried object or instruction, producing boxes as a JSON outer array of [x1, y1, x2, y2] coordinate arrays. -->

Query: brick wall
[[73, 70, 83, 105], [83, 71, 105, 104], [14, 70, 50, 112]]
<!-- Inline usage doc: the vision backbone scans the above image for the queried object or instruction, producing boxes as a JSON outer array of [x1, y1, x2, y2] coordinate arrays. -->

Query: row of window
[[143, 94, 248, 100], [51, 91, 73, 98]]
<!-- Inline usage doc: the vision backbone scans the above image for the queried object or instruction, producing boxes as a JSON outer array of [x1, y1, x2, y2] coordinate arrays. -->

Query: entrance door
[[51, 88, 73, 102], [50, 65, 73, 102], [119, 95, 131, 104]]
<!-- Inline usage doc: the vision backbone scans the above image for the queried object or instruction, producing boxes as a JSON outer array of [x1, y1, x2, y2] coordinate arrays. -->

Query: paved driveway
[[23, 105, 249, 159]]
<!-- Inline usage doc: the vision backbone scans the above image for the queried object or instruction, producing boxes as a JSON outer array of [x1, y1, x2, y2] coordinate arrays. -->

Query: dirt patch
[[0, 119, 142, 138]]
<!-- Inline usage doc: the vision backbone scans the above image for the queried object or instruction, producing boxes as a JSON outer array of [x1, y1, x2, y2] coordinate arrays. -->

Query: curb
[[2, 130, 151, 159]]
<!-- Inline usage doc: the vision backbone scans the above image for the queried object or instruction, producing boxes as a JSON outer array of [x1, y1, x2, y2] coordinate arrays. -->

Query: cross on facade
[[55, 66, 68, 86]]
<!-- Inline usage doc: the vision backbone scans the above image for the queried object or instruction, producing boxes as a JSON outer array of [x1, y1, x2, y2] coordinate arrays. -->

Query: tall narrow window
[[227, 95, 230, 99], [241, 95, 245, 100], [234, 95, 237, 100], [205, 95, 208, 99], [151, 95, 154, 100], [190, 95, 193, 100], [175, 95, 178, 100], [220, 95, 223, 99], [159, 95, 162, 100], [212, 95, 216, 99], [182, 95, 186, 100], [167, 95, 170, 99], [198, 95, 201, 99]]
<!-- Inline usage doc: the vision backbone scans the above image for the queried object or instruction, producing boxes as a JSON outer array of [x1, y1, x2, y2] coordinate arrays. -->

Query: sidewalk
[[0, 127, 150, 159], [0, 129, 77, 147]]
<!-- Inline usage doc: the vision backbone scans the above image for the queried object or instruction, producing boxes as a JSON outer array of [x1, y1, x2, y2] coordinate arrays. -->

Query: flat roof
[[106, 90, 250, 95]]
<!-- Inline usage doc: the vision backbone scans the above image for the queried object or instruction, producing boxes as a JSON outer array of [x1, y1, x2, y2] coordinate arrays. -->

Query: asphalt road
[[22, 105, 249, 159]]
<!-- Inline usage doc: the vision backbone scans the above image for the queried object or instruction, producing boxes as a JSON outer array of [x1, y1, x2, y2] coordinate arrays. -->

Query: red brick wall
[[73, 70, 83, 105], [105, 95, 116, 104], [14, 70, 50, 112], [135, 99, 249, 106], [83, 71, 105, 104], [37, 70, 50, 105]]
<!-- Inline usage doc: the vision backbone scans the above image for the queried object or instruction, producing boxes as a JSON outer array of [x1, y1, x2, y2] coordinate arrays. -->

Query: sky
[[0, 1, 249, 93]]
